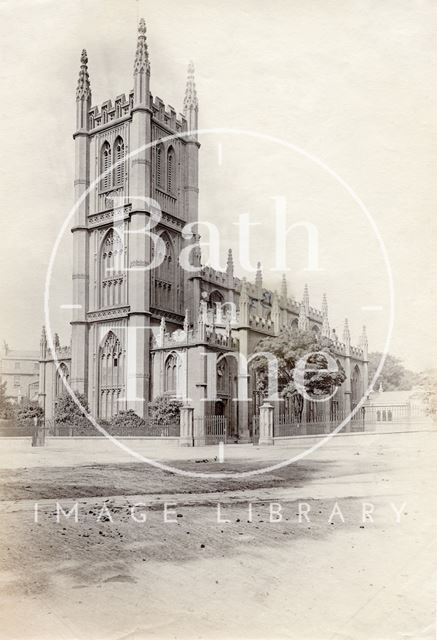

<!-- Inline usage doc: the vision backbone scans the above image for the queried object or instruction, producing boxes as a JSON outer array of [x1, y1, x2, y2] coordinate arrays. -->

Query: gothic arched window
[[154, 233, 176, 310], [165, 353, 178, 394], [216, 356, 230, 396], [351, 364, 362, 410], [100, 228, 125, 308], [113, 136, 125, 187], [156, 144, 163, 188], [56, 363, 69, 397], [167, 146, 175, 193], [100, 141, 112, 191], [99, 331, 124, 419]]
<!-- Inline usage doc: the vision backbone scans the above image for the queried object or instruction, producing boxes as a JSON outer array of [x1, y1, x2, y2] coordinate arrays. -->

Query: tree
[[149, 395, 182, 425], [0, 379, 13, 419], [54, 392, 89, 429], [16, 399, 43, 426], [252, 328, 346, 421], [367, 352, 418, 391]]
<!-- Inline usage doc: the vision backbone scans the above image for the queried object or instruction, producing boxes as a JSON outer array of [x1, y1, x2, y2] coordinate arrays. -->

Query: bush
[[149, 395, 182, 425], [16, 400, 43, 427], [109, 409, 145, 431], [54, 392, 91, 434]]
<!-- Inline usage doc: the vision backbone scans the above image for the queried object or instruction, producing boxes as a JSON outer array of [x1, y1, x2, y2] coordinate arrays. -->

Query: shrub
[[16, 400, 43, 427], [54, 392, 91, 434], [109, 409, 145, 431], [149, 395, 182, 425]]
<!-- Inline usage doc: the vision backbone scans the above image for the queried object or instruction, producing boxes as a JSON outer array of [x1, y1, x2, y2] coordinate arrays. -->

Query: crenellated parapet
[[88, 92, 134, 130], [151, 96, 187, 133], [88, 91, 188, 134]]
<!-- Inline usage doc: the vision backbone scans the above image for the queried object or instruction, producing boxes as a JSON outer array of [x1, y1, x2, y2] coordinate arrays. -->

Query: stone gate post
[[259, 402, 274, 446], [179, 405, 194, 447]]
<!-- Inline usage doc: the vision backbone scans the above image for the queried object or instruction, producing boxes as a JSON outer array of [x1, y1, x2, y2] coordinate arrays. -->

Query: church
[[38, 19, 369, 442]]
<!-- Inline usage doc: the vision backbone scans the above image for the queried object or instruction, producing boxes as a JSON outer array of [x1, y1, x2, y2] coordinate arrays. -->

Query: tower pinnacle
[[255, 262, 263, 290], [183, 61, 198, 136], [303, 283, 309, 313], [226, 248, 234, 276], [281, 274, 288, 301], [343, 318, 351, 344], [76, 49, 91, 101], [183, 61, 199, 112], [134, 18, 150, 75]]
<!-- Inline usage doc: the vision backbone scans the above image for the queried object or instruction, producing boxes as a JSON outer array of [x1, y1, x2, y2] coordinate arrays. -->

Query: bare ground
[[0, 430, 436, 640]]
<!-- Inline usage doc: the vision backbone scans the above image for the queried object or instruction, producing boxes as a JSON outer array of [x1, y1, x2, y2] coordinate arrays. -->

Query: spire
[[183, 61, 198, 137], [133, 18, 150, 106], [360, 325, 368, 359], [183, 61, 199, 112], [343, 318, 351, 345], [272, 291, 280, 333], [303, 284, 309, 313], [226, 248, 234, 276], [281, 274, 288, 301], [134, 18, 150, 75], [321, 293, 330, 337], [40, 326, 47, 358], [76, 49, 91, 101], [75, 49, 91, 131], [322, 293, 328, 318], [239, 278, 249, 324], [255, 262, 263, 291], [298, 302, 309, 331]]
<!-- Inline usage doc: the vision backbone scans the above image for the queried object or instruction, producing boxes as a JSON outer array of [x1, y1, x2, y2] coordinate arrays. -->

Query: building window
[[100, 141, 112, 191], [99, 331, 124, 420], [167, 146, 175, 193], [156, 144, 163, 188], [164, 353, 178, 394], [100, 228, 125, 308], [13, 376, 20, 387], [14, 361, 20, 369], [56, 363, 70, 397], [113, 136, 125, 186]]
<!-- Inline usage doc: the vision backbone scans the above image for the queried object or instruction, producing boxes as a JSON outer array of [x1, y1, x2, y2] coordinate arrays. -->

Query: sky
[[0, 0, 436, 371]]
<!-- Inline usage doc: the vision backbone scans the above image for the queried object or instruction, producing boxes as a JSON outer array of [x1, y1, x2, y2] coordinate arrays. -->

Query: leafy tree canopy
[[54, 392, 89, 426], [0, 380, 14, 419], [150, 395, 182, 425], [252, 328, 346, 420], [367, 352, 419, 391]]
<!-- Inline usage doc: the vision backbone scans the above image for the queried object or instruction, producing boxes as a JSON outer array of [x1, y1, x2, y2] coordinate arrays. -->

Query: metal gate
[[194, 415, 227, 445]]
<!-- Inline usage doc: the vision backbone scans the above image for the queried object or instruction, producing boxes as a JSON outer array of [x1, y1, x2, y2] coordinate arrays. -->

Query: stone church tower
[[71, 19, 200, 419]]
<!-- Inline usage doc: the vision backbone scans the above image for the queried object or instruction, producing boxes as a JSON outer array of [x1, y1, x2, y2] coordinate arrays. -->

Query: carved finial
[[298, 302, 309, 331], [134, 18, 150, 75], [226, 248, 234, 275], [303, 283, 309, 312], [76, 49, 91, 101], [40, 326, 47, 345], [54, 333, 60, 350], [343, 318, 351, 344], [322, 293, 328, 317], [281, 274, 288, 301], [183, 60, 198, 113], [255, 262, 263, 290], [360, 325, 368, 356]]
